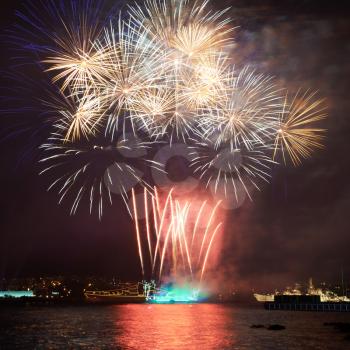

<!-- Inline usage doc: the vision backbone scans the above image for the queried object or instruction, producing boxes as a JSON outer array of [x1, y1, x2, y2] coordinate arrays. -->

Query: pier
[[265, 302, 350, 312]]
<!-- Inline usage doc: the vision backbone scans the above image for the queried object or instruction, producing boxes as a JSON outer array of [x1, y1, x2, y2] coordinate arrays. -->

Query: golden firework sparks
[[129, 87, 177, 137], [273, 90, 327, 166], [94, 18, 168, 137], [200, 66, 283, 150], [44, 50, 109, 93], [58, 93, 103, 142], [179, 54, 229, 110], [41, 2, 109, 93], [129, 0, 234, 60], [14, 0, 328, 219]]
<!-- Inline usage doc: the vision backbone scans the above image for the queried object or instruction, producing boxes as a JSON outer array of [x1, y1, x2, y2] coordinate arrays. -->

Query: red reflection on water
[[113, 304, 235, 350]]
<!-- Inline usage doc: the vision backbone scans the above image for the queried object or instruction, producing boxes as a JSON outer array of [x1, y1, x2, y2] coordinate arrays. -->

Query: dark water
[[1, 304, 350, 349]]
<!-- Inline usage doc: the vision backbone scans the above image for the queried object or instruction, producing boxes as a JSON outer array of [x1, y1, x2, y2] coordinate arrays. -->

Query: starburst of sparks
[[199, 66, 283, 151], [44, 49, 109, 94], [55, 93, 104, 142], [128, 0, 234, 60], [94, 19, 169, 138], [190, 139, 276, 200], [39, 127, 161, 219], [273, 90, 327, 166], [8, 0, 328, 221]]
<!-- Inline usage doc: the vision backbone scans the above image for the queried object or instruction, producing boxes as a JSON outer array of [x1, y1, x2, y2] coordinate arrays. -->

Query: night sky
[[1, 0, 350, 292]]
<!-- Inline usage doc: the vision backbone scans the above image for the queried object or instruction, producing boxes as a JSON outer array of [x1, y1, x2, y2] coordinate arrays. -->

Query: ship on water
[[255, 278, 350, 312], [85, 281, 203, 304], [254, 283, 303, 302], [85, 282, 154, 304]]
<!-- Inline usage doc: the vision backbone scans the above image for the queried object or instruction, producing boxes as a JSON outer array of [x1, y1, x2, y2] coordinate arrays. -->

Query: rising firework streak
[[132, 188, 222, 283]]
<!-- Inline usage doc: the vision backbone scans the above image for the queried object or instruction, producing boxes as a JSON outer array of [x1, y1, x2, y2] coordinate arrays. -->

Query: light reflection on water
[[1, 304, 350, 349], [114, 304, 234, 349]]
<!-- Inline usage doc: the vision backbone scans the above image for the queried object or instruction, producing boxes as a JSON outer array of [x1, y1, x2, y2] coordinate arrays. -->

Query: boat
[[254, 285, 301, 302], [85, 282, 150, 304], [85, 290, 146, 303], [306, 278, 350, 303], [254, 278, 350, 303], [253, 293, 274, 302]]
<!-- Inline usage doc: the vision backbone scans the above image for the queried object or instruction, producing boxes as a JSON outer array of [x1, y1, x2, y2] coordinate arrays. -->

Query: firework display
[[132, 188, 221, 281], [5, 0, 327, 292], [272, 90, 327, 166], [10, 0, 327, 210]]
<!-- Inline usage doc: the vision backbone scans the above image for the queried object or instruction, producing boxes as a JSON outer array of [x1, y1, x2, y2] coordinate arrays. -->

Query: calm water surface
[[1, 304, 350, 349]]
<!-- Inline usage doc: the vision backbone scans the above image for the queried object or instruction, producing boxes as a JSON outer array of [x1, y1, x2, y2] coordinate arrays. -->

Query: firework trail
[[132, 188, 222, 283]]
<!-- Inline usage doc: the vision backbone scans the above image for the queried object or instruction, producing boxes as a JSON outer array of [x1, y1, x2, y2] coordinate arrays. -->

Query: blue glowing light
[[0, 290, 34, 298], [149, 285, 206, 303]]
